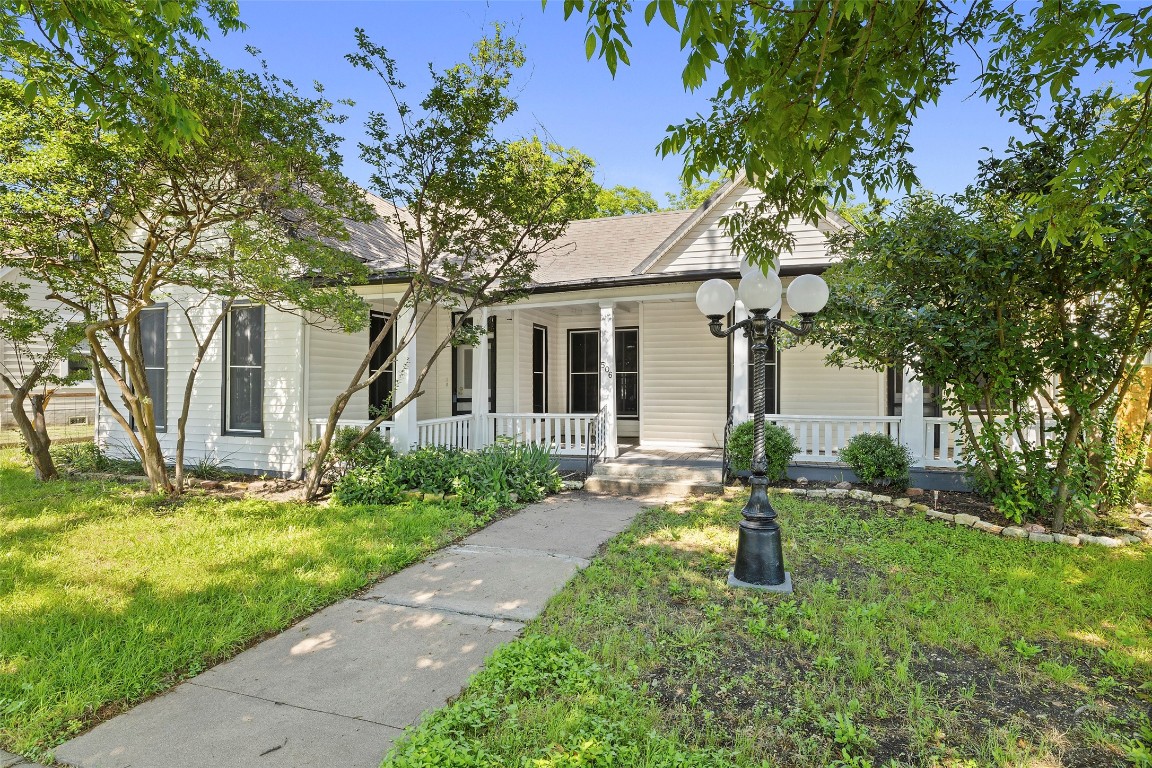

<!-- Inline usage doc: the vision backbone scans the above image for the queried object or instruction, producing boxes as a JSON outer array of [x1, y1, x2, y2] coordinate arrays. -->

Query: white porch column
[[471, 308, 490, 449], [391, 303, 419, 453], [599, 301, 618, 458], [731, 300, 750, 424], [901, 365, 926, 467]]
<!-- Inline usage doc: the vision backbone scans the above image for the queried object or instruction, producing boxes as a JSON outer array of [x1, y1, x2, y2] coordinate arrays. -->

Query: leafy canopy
[[559, 0, 1152, 265], [1, 0, 245, 153]]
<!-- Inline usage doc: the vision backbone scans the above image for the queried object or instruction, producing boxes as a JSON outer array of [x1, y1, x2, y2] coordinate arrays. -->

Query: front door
[[452, 313, 497, 415]]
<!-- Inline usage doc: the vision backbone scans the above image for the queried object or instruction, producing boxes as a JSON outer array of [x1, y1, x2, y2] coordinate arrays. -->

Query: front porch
[[304, 283, 969, 475]]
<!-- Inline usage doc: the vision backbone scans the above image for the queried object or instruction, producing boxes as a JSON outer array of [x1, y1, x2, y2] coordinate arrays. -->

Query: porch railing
[[307, 418, 395, 445], [489, 412, 598, 456], [923, 415, 1053, 469], [768, 415, 902, 464], [416, 415, 472, 451]]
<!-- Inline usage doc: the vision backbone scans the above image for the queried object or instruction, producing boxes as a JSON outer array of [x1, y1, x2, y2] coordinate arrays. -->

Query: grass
[[0, 448, 486, 762], [382, 491, 1152, 768]]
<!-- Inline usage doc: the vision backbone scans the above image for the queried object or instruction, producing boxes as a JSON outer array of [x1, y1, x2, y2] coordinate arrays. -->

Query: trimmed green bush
[[726, 420, 797, 482], [332, 440, 563, 514], [840, 432, 912, 489]]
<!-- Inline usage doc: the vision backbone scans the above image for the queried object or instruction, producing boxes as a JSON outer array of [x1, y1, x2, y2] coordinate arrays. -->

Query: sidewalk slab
[[364, 545, 583, 621], [54, 684, 401, 768], [192, 600, 521, 726], [53, 494, 646, 768], [465, 495, 640, 558]]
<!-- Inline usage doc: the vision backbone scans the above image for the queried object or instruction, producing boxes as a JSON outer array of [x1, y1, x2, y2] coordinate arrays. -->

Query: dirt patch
[[913, 647, 1137, 767]]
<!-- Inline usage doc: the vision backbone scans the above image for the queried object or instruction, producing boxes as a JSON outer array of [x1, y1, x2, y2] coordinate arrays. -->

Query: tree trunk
[[1050, 412, 1083, 533], [19, 392, 57, 481], [0, 369, 58, 481], [174, 309, 227, 493]]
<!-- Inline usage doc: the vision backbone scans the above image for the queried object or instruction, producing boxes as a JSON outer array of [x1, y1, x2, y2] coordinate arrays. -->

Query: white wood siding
[[97, 287, 305, 475], [640, 300, 727, 448], [307, 320, 369, 421], [646, 185, 836, 274]]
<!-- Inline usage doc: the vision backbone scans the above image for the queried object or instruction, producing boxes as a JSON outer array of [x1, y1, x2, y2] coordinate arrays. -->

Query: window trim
[[368, 310, 395, 419], [567, 328, 600, 414], [130, 304, 168, 433], [221, 302, 265, 437], [614, 326, 639, 420], [532, 324, 548, 414]]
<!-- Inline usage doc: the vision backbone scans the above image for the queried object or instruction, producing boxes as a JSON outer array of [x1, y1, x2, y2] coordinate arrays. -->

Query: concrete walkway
[[52, 494, 642, 768]]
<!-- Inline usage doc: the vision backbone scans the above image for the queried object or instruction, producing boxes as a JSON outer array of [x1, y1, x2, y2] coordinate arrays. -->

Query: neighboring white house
[[0, 267, 97, 441], [88, 178, 957, 476]]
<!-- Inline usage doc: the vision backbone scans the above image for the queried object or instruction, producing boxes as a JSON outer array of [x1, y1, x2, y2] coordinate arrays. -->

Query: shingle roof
[[529, 209, 695, 286], [345, 192, 697, 287]]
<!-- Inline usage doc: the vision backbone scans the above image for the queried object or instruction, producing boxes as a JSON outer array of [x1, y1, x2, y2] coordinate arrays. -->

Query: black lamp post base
[[728, 570, 793, 594]]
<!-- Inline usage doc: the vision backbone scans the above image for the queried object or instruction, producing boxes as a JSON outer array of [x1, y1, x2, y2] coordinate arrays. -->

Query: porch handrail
[[417, 414, 472, 450], [489, 412, 598, 457], [766, 414, 902, 464], [307, 417, 395, 445]]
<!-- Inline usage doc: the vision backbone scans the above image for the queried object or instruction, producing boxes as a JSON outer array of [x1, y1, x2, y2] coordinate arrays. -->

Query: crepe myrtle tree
[[816, 92, 1152, 531], [1, 0, 245, 153], [304, 28, 598, 500], [0, 281, 89, 480], [557, 0, 1152, 270], [0, 53, 372, 494]]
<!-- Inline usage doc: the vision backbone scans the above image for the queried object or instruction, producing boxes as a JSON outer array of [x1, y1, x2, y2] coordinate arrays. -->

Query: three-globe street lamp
[[696, 261, 829, 593]]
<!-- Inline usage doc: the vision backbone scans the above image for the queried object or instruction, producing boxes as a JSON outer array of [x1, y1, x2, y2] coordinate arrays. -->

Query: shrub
[[332, 440, 562, 513], [726, 420, 797, 482], [839, 432, 912, 489], [306, 426, 393, 483], [50, 442, 142, 474]]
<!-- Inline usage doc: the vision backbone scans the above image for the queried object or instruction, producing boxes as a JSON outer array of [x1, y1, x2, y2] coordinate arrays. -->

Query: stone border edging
[[770, 486, 1152, 549]]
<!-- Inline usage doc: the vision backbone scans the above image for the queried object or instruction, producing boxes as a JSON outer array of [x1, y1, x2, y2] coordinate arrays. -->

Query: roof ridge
[[568, 209, 695, 224]]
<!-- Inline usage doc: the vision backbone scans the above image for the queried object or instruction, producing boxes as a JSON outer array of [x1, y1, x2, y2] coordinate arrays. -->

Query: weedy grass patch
[[383, 492, 1152, 767], [0, 449, 484, 761]]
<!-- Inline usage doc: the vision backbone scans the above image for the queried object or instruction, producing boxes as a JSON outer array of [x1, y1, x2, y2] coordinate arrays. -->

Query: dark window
[[225, 304, 263, 434], [532, 325, 548, 413], [368, 311, 395, 418], [568, 330, 599, 413], [887, 366, 942, 417], [138, 307, 167, 430], [615, 328, 638, 418], [748, 335, 780, 414], [66, 323, 92, 379]]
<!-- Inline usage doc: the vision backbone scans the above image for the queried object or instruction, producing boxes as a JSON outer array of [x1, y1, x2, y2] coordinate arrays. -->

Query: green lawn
[[382, 492, 1152, 768], [0, 449, 485, 762]]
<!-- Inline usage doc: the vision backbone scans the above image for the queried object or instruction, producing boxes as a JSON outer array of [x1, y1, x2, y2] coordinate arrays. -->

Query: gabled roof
[[530, 209, 695, 287], [344, 178, 845, 290]]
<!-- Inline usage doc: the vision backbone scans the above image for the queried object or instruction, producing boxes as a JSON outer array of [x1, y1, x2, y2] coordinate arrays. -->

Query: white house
[[91, 178, 960, 476]]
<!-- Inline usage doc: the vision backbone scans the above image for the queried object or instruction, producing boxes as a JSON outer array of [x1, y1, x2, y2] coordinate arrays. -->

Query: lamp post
[[696, 262, 829, 593]]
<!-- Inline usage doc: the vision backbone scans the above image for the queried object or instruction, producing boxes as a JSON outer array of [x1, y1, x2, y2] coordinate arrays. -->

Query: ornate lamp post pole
[[695, 263, 829, 593]]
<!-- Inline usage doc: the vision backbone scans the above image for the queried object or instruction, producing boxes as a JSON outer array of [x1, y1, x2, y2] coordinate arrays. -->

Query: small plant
[[188, 453, 234, 480], [839, 432, 912, 489], [1037, 660, 1077, 684], [726, 419, 798, 482], [49, 442, 142, 474], [1012, 638, 1043, 660]]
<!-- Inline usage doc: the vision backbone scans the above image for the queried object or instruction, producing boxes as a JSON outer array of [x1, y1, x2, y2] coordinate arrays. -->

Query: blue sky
[[203, 1, 1131, 203]]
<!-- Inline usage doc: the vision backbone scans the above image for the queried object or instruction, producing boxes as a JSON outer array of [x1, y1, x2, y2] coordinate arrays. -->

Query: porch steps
[[583, 459, 724, 498]]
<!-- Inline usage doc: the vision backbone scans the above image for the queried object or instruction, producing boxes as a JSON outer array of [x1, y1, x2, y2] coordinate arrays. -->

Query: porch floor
[[614, 444, 723, 468]]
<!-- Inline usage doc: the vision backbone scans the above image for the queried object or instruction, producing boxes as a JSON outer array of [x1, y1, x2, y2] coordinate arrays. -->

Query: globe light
[[738, 270, 782, 311], [696, 278, 736, 317], [739, 254, 780, 277], [786, 273, 830, 314], [767, 299, 782, 318]]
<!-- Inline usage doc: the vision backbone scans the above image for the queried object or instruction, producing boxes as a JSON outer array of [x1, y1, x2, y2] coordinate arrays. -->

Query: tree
[[1, 0, 244, 153], [559, 1, 1152, 265], [0, 53, 371, 493], [303, 28, 598, 500], [593, 184, 659, 216], [664, 177, 723, 210], [816, 93, 1152, 531], [0, 280, 87, 479]]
